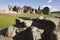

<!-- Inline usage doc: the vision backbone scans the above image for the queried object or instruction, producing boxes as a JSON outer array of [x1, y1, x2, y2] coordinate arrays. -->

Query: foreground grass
[[0, 15, 17, 29], [0, 13, 60, 29]]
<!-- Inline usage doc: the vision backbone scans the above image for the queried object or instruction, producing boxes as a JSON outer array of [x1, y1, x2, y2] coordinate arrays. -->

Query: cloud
[[42, 5, 51, 9], [48, 0, 52, 3], [51, 7, 59, 12]]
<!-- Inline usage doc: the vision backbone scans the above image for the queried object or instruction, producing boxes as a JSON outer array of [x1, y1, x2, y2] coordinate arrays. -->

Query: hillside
[[51, 11, 60, 14]]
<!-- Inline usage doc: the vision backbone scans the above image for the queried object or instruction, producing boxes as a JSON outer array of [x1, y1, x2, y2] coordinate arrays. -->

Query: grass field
[[0, 13, 60, 29]]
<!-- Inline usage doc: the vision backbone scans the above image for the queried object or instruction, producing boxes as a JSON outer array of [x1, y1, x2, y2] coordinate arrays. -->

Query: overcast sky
[[0, 0, 60, 12]]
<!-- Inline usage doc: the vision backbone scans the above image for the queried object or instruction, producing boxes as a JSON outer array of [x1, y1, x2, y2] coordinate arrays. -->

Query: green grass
[[0, 13, 60, 29], [0, 15, 17, 29]]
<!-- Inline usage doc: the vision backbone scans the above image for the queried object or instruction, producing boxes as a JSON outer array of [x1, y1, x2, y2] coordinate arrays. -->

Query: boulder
[[8, 5, 13, 11], [16, 18, 33, 27], [0, 28, 8, 36], [16, 18, 24, 24], [31, 17, 60, 40], [13, 5, 23, 13], [23, 6, 33, 13], [23, 20, 33, 27], [45, 18, 60, 30], [0, 35, 13, 40], [31, 26, 44, 40], [6, 26, 17, 37], [42, 7, 50, 15]]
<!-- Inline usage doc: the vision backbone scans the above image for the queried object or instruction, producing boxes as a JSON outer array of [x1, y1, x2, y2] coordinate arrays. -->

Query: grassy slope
[[0, 13, 59, 29]]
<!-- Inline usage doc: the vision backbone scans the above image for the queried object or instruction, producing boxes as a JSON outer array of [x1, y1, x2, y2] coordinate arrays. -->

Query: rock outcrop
[[8, 5, 51, 14], [42, 7, 50, 15], [8, 5, 13, 11]]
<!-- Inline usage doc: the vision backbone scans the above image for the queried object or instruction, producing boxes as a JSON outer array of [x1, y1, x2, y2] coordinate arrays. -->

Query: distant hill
[[51, 11, 60, 14]]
